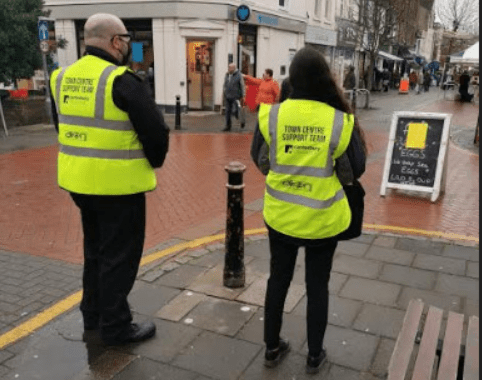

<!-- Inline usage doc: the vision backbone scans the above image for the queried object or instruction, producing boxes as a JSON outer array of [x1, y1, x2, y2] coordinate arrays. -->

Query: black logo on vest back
[[65, 131, 87, 141], [282, 179, 313, 192], [285, 145, 293, 153], [63, 95, 70, 103]]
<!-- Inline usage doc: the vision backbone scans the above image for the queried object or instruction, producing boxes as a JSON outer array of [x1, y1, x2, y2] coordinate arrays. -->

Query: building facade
[[45, 0, 307, 113]]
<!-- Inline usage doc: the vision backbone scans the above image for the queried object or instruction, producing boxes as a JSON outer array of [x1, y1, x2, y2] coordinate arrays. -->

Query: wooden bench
[[388, 299, 479, 380]]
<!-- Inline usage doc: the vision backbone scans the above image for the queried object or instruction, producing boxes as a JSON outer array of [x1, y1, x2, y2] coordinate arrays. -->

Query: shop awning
[[378, 50, 404, 61]]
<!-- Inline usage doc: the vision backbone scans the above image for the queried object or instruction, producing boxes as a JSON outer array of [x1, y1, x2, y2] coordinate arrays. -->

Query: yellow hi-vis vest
[[259, 100, 354, 239], [50, 55, 156, 195]]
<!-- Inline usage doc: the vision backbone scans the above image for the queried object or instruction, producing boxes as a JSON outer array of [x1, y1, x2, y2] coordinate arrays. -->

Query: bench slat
[[464, 316, 479, 380], [437, 311, 465, 380], [388, 299, 424, 380], [412, 306, 444, 380]]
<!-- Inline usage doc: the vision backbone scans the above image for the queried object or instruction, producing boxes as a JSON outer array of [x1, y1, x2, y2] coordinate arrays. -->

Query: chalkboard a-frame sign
[[380, 112, 452, 202]]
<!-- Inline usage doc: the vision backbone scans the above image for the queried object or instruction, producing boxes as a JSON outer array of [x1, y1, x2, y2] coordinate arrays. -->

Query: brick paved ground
[[0, 89, 478, 266], [0, 234, 478, 379]]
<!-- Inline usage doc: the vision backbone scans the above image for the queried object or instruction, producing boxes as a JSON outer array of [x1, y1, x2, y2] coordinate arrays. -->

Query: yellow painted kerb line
[[0, 229, 266, 350], [0, 225, 477, 350]]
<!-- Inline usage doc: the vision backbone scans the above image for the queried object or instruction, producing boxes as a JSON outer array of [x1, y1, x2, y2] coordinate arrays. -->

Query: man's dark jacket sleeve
[[113, 72, 169, 168]]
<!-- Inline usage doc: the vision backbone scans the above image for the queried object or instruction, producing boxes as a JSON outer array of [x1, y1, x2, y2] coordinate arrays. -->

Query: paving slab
[[236, 308, 307, 352], [332, 255, 381, 279], [128, 283, 181, 316], [189, 252, 224, 268], [152, 264, 207, 289], [307, 325, 379, 371], [353, 304, 406, 339], [340, 278, 401, 307], [372, 236, 397, 248], [292, 295, 362, 329], [184, 297, 257, 337], [118, 317, 202, 364], [156, 290, 207, 322], [365, 246, 415, 266], [413, 254, 466, 276], [187, 264, 250, 300], [240, 350, 331, 380], [71, 350, 137, 380], [394, 238, 445, 256], [369, 338, 396, 378], [114, 357, 200, 380], [172, 331, 262, 380], [336, 241, 371, 257], [236, 278, 305, 313], [466, 261, 479, 279], [379, 264, 437, 290], [442, 245, 479, 262], [465, 298, 479, 318], [435, 273, 479, 301], [397, 287, 462, 313]]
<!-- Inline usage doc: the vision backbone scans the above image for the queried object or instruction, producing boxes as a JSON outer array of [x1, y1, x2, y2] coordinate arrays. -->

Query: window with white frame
[[315, 0, 322, 18], [279, 0, 288, 9]]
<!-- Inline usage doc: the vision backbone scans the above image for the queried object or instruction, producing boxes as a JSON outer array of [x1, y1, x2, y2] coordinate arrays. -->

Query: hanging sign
[[236, 5, 251, 22], [380, 112, 452, 202]]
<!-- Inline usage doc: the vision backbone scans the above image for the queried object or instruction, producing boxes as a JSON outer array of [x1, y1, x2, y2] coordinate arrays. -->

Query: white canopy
[[378, 50, 404, 62], [463, 42, 479, 60], [451, 42, 479, 64]]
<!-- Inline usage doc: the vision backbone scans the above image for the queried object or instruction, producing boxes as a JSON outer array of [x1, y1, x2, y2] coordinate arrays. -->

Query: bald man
[[50, 13, 169, 346], [223, 63, 245, 131]]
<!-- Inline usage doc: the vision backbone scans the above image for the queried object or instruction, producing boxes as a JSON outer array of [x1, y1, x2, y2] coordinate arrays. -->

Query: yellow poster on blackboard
[[406, 123, 428, 149]]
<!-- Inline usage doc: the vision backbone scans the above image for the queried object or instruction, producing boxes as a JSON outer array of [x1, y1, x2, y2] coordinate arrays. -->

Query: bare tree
[[351, 0, 397, 90], [436, 0, 479, 32]]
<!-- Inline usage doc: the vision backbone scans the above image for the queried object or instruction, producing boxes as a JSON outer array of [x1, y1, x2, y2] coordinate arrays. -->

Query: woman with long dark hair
[[251, 47, 367, 373]]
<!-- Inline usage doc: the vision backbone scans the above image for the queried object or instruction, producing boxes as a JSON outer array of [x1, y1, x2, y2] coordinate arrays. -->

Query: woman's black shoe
[[306, 349, 327, 374], [264, 338, 291, 368]]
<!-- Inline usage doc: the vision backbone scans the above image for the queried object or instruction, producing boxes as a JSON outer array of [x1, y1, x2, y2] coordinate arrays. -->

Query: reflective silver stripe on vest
[[58, 115, 133, 131], [268, 104, 345, 178], [266, 184, 345, 210], [95, 66, 118, 119], [55, 68, 67, 114], [58, 64, 132, 131], [60, 144, 145, 160]]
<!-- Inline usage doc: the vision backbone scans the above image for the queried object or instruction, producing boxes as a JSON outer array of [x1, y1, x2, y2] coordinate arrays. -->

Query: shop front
[[46, 1, 306, 113]]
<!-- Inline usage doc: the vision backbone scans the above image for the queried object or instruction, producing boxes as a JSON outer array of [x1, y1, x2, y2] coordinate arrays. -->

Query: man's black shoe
[[306, 349, 327, 374], [240, 123, 245, 129], [222, 127, 231, 132], [103, 321, 156, 346], [264, 338, 291, 368]]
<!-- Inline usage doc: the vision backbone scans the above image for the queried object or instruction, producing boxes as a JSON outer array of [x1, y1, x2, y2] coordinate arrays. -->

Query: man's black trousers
[[264, 231, 337, 357], [71, 192, 146, 340]]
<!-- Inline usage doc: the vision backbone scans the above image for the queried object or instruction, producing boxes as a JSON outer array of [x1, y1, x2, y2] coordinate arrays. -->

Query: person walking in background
[[382, 68, 391, 92], [409, 70, 418, 91], [250, 47, 366, 374], [222, 63, 245, 132], [343, 66, 356, 91], [243, 69, 280, 108], [423, 71, 431, 92], [459, 70, 474, 102], [50, 13, 170, 346]]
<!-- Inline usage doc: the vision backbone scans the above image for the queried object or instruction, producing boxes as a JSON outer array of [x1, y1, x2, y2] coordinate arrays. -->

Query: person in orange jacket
[[243, 69, 280, 108]]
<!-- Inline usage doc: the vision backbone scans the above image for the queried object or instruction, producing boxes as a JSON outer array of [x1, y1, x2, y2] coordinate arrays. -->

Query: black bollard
[[175, 95, 181, 130], [224, 161, 246, 288]]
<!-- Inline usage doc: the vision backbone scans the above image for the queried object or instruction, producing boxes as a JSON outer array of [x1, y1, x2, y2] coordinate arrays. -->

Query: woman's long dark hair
[[288, 47, 367, 155]]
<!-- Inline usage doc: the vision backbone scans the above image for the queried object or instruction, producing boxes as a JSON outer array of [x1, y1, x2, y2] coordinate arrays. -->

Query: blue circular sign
[[236, 5, 251, 22]]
